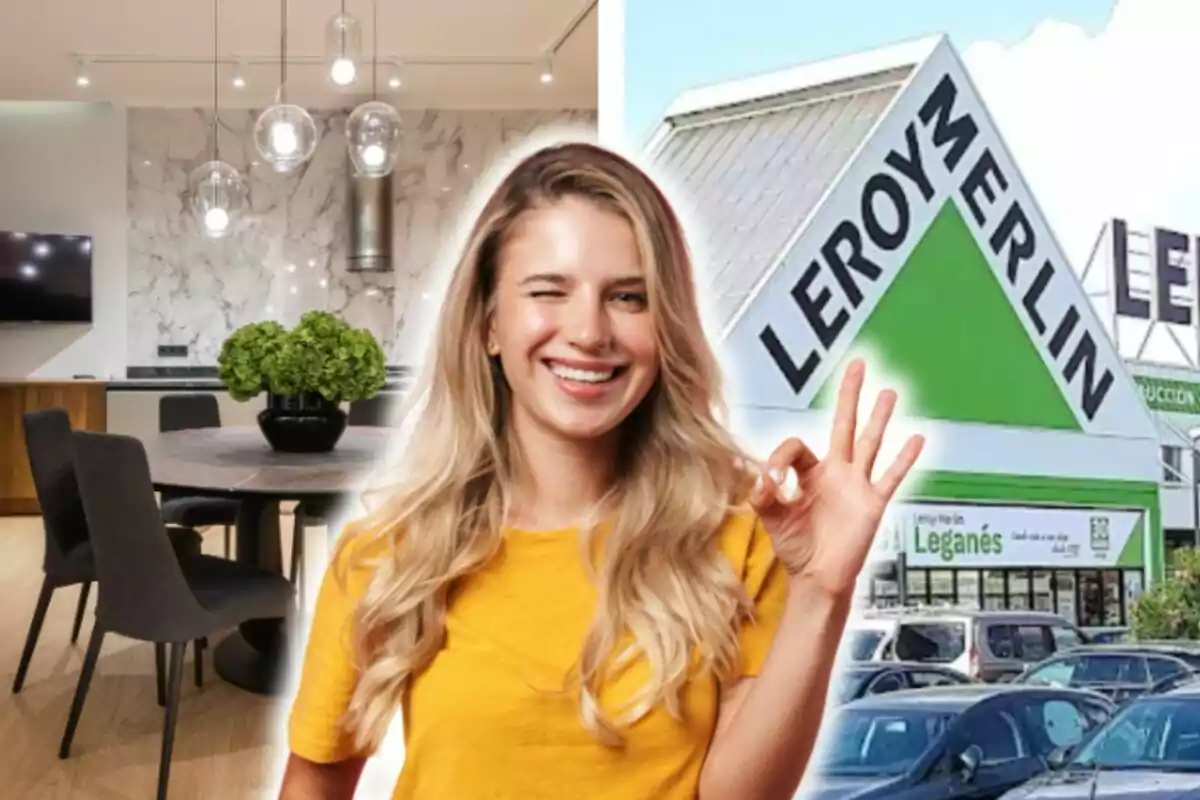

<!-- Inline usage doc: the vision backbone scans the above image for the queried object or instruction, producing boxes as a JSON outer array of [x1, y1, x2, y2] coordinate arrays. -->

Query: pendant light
[[190, 0, 247, 239], [325, 0, 362, 87], [345, 0, 402, 178], [255, 0, 317, 172]]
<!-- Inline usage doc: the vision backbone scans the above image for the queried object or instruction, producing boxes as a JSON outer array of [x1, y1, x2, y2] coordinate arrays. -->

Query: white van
[[845, 606, 1088, 682]]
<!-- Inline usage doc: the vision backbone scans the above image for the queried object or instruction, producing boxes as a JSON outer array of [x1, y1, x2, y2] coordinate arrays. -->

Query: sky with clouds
[[623, 0, 1199, 366]]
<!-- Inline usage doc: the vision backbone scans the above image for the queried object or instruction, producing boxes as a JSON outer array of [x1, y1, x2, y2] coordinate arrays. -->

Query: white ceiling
[[0, 0, 597, 110]]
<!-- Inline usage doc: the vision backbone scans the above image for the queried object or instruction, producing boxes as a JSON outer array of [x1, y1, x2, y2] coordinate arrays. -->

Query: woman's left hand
[[748, 359, 925, 599]]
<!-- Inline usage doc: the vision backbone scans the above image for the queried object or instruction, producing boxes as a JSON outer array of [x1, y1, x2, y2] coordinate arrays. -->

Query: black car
[[1000, 683, 1200, 799], [1016, 648, 1196, 704], [836, 662, 971, 704], [806, 685, 1114, 799]]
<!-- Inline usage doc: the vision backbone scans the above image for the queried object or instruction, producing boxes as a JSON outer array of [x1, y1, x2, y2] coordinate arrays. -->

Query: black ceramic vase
[[257, 391, 347, 453]]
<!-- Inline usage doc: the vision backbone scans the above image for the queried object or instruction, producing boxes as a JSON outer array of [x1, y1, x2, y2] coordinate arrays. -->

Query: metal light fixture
[[325, 0, 362, 87], [539, 56, 554, 84], [345, 0, 401, 178], [74, 58, 91, 88], [255, 0, 317, 173], [190, 0, 247, 239]]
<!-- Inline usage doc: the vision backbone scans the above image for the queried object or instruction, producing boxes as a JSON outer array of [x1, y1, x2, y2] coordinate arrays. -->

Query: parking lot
[[807, 606, 1200, 798]]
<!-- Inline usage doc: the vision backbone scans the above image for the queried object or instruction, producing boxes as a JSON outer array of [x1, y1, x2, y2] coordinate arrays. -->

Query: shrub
[[218, 311, 386, 403]]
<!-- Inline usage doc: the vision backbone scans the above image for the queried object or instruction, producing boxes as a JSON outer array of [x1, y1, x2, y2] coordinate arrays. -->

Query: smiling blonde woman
[[279, 141, 924, 800]]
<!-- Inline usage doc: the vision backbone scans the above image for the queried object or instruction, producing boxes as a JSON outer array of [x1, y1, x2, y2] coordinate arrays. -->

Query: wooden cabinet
[[0, 381, 106, 515]]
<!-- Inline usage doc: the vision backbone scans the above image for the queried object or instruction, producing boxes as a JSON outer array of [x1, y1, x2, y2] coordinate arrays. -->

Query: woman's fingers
[[830, 360, 866, 462], [875, 434, 926, 500], [763, 437, 818, 505], [855, 388, 897, 478]]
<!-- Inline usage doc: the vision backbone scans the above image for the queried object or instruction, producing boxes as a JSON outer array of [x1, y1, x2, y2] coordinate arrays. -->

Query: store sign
[[1133, 374, 1200, 415], [884, 503, 1144, 569], [1111, 218, 1199, 325], [751, 62, 1127, 430]]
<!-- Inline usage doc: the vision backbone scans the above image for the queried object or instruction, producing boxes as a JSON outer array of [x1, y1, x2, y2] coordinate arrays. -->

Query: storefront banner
[[880, 503, 1145, 569], [1133, 375, 1200, 416]]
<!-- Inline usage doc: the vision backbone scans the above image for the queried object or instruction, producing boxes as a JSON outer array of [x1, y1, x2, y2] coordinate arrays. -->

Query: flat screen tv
[[0, 230, 93, 323]]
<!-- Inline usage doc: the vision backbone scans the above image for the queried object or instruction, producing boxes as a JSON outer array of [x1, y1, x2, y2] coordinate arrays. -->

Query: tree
[[1130, 548, 1200, 640]]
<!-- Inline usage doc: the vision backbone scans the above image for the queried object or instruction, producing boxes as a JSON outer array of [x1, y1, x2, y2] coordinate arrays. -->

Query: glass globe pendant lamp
[[325, 3, 362, 87], [255, 104, 317, 173], [255, 0, 317, 173], [346, 0, 402, 177], [347, 100, 402, 177], [191, 161, 247, 238], [192, 0, 247, 239]]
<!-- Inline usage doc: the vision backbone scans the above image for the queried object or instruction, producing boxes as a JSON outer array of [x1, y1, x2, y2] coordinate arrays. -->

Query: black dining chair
[[158, 394, 240, 558], [60, 430, 295, 800], [288, 395, 391, 595], [13, 409, 204, 695]]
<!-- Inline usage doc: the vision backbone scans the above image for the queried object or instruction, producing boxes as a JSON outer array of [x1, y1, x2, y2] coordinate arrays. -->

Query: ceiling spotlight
[[31, 241, 52, 259], [75, 58, 91, 88], [19, 263, 38, 279], [388, 73, 402, 90], [539, 56, 554, 85], [232, 61, 247, 89]]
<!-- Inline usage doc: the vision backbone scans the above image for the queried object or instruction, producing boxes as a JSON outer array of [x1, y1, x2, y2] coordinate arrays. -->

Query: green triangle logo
[[812, 200, 1082, 431]]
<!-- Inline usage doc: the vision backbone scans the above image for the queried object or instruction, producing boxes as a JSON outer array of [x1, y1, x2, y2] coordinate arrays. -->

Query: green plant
[[1130, 548, 1200, 641], [217, 320, 288, 401], [219, 311, 387, 404]]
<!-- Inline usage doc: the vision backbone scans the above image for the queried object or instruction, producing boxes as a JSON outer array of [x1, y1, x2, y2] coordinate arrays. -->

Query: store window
[[929, 570, 954, 606], [1010, 570, 1031, 610], [1102, 570, 1124, 626], [1163, 445, 1184, 483], [957, 570, 981, 610], [984, 571, 1006, 610], [907, 571, 928, 605], [1054, 571, 1077, 623], [1033, 571, 1053, 613]]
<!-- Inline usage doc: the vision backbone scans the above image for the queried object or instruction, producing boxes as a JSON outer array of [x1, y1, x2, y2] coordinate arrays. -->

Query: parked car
[[1149, 670, 1200, 696], [856, 607, 1088, 682], [1109, 641, 1200, 670], [1015, 647, 1196, 704], [835, 662, 972, 704], [805, 684, 1114, 799], [1081, 626, 1130, 644], [842, 619, 896, 662], [1000, 683, 1200, 798]]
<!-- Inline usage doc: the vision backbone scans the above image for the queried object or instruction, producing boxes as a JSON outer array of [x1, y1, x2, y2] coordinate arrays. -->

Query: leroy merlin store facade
[[646, 36, 1166, 628]]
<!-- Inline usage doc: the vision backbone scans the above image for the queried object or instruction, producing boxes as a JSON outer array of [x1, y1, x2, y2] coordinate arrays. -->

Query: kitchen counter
[[105, 371, 409, 439], [107, 379, 411, 392]]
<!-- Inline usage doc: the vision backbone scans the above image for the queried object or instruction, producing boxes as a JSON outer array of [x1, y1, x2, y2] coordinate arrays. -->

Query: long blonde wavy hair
[[334, 140, 763, 751]]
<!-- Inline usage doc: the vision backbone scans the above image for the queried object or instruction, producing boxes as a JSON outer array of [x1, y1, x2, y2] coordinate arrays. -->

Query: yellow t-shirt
[[287, 508, 790, 799]]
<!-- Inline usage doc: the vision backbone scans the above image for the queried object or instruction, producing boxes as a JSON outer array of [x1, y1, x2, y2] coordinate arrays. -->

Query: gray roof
[[648, 77, 902, 332]]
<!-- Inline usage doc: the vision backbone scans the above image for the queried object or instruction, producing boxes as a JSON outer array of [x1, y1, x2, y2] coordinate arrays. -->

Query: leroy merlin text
[[913, 527, 1005, 563], [761, 71, 1115, 420]]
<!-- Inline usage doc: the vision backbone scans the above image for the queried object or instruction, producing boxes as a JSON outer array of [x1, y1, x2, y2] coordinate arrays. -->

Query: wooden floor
[[0, 513, 328, 799]]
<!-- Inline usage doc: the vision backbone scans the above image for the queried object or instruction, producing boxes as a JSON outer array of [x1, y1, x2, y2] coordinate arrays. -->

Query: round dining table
[[142, 425, 394, 696]]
